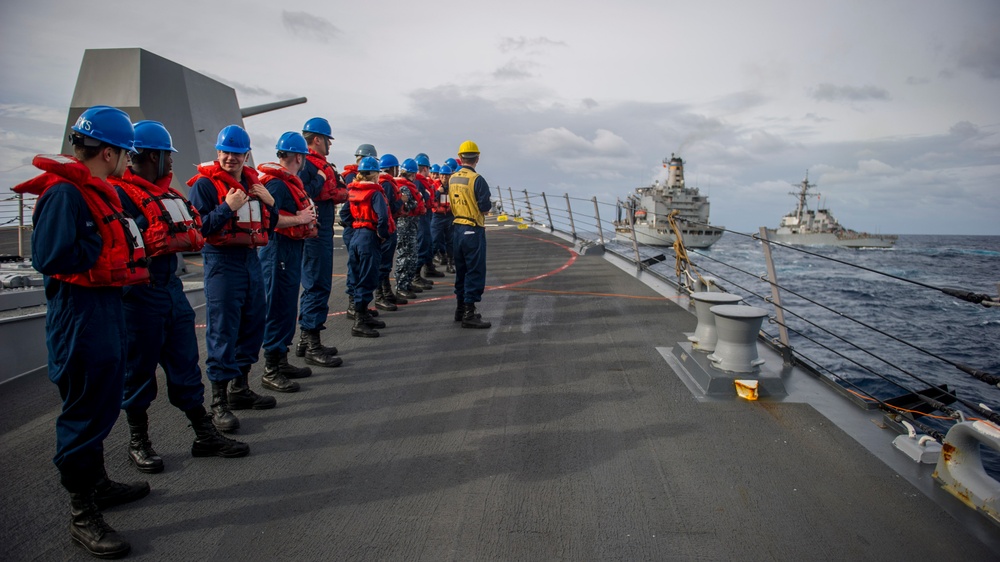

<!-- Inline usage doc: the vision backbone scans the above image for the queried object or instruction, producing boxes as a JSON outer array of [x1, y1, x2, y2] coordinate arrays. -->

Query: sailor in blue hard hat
[[345, 156, 390, 337], [339, 143, 382, 319], [411, 153, 443, 282], [431, 163, 456, 273], [374, 153, 406, 310], [296, 117, 346, 368], [109, 120, 249, 477], [12, 105, 149, 557], [258, 132, 335, 391], [188, 124, 281, 427]]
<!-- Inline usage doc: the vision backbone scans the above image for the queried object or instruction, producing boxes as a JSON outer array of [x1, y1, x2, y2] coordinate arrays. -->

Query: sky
[[1, 0, 998, 235]]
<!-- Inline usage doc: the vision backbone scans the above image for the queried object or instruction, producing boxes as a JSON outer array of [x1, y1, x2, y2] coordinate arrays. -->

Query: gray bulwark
[[61, 48, 252, 195]]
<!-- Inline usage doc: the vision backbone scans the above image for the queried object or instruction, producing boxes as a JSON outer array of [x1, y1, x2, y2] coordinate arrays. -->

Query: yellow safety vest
[[449, 167, 484, 227]]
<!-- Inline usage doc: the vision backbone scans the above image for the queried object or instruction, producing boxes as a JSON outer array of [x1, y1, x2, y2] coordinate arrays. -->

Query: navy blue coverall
[[260, 176, 305, 354], [349, 190, 390, 310], [189, 176, 278, 383], [297, 159, 335, 332], [32, 182, 126, 492], [117, 190, 204, 416], [378, 177, 401, 286], [453, 168, 493, 304]]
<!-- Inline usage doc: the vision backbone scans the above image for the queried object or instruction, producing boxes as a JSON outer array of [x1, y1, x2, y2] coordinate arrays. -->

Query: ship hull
[[615, 224, 724, 249], [766, 230, 897, 248]]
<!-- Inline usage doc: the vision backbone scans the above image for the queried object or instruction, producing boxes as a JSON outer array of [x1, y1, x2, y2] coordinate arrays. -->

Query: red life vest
[[348, 181, 381, 232], [431, 178, 451, 214], [108, 169, 204, 257], [13, 154, 149, 287], [306, 151, 348, 203], [187, 161, 270, 248], [377, 172, 398, 233], [394, 177, 424, 216], [415, 174, 435, 215], [257, 162, 318, 240]]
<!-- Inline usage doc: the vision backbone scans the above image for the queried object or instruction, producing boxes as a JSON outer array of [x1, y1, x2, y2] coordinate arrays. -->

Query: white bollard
[[706, 305, 768, 373], [688, 292, 743, 352]]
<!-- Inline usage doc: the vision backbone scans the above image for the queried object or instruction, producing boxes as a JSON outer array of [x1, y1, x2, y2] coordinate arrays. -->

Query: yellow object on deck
[[735, 379, 759, 401]]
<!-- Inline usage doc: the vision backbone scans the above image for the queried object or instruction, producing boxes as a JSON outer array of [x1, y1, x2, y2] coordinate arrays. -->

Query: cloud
[[516, 128, 635, 174], [281, 10, 341, 43], [906, 76, 930, 85], [582, 98, 599, 110], [199, 73, 298, 100], [955, 35, 1000, 80], [810, 83, 891, 102], [0, 103, 65, 125], [498, 36, 567, 54], [494, 60, 538, 80]]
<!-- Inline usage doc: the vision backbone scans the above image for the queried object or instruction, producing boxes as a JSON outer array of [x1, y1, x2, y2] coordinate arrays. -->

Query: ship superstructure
[[766, 174, 897, 248], [615, 154, 724, 249]]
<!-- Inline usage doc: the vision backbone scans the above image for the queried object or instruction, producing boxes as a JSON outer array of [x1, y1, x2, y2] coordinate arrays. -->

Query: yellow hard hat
[[458, 140, 480, 155]]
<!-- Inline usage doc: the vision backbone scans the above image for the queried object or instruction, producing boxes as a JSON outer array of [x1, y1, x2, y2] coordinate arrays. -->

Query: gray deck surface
[[1, 224, 996, 561]]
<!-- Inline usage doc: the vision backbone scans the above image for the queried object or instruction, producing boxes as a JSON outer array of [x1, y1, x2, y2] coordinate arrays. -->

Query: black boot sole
[[72, 534, 131, 559], [192, 443, 250, 458], [261, 380, 300, 393], [305, 356, 343, 368], [127, 456, 164, 474]]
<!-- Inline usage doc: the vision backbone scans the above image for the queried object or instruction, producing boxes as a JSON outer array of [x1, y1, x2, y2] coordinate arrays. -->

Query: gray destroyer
[[615, 154, 724, 249], [766, 174, 897, 248]]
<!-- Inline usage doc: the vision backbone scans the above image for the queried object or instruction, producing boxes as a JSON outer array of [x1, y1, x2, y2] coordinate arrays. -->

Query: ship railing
[[0, 193, 35, 260], [501, 188, 1000, 449]]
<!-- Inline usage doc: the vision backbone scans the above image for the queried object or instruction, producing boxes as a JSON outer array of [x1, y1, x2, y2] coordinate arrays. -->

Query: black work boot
[[352, 310, 380, 338], [125, 410, 163, 474], [261, 352, 301, 393], [70, 490, 130, 559], [374, 284, 398, 311], [396, 286, 418, 299], [277, 350, 312, 379], [413, 276, 434, 290], [229, 371, 277, 410], [301, 329, 343, 368], [94, 467, 150, 511], [210, 380, 241, 432], [461, 303, 492, 329], [445, 258, 456, 274], [346, 301, 357, 319], [423, 263, 445, 278], [186, 407, 250, 458], [454, 301, 465, 322], [383, 279, 404, 304]]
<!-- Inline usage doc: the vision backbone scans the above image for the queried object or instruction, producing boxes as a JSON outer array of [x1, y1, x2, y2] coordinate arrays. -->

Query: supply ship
[[614, 154, 724, 248], [766, 174, 898, 248]]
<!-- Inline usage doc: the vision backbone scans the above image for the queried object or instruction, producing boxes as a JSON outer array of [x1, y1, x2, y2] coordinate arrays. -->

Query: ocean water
[[610, 233, 1000, 472]]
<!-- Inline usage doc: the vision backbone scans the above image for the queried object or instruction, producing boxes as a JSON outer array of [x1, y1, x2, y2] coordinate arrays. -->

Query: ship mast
[[792, 172, 819, 220]]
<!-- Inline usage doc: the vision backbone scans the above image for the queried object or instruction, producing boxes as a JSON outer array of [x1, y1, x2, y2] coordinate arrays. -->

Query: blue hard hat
[[132, 120, 177, 152], [444, 158, 459, 170], [414, 154, 431, 167], [302, 117, 333, 138], [215, 125, 251, 153], [430, 164, 441, 174], [439, 164, 453, 175], [400, 158, 419, 173], [276, 131, 309, 154], [355, 143, 377, 158], [357, 156, 380, 172], [379, 154, 399, 169], [71, 106, 135, 151]]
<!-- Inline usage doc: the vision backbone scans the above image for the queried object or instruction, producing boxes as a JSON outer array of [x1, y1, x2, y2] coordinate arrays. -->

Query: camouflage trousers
[[394, 216, 420, 291]]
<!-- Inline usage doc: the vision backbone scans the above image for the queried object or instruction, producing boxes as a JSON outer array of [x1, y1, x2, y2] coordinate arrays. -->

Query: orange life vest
[[187, 161, 270, 248], [348, 181, 381, 232], [109, 169, 204, 257], [305, 150, 348, 203], [13, 154, 149, 287], [257, 162, 318, 240], [394, 177, 424, 216]]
